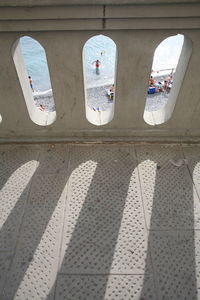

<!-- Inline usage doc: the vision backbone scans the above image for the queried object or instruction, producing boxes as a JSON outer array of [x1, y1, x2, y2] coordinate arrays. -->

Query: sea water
[[83, 35, 116, 88], [20, 37, 51, 92], [20, 34, 184, 93]]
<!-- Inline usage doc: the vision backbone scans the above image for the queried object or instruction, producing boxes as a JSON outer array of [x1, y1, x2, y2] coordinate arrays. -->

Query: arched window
[[144, 34, 192, 126], [83, 34, 117, 126], [12, 36, 56, 126]]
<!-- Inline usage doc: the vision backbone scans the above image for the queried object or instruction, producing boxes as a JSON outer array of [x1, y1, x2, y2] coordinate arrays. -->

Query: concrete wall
[[0, 1, 200, 142]]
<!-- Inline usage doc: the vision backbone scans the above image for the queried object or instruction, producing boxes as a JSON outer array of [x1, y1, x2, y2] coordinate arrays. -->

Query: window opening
[[143, 34, 191, 126], [12, 36, 56, 126], [83, 34, 117, 126]]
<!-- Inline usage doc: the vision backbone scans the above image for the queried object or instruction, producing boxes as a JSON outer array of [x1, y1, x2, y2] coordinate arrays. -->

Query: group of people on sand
[[148, 69, 174, 94]]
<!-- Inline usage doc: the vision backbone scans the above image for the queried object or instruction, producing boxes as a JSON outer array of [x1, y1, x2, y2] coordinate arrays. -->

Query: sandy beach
[[33, 82, 170, 113], [34, 93, 55, 112], [86, 83, 170, 112], [87, 84, 114, 111]]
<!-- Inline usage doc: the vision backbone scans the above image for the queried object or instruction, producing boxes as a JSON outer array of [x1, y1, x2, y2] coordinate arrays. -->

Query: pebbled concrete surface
[[0, 143, 200, 300]]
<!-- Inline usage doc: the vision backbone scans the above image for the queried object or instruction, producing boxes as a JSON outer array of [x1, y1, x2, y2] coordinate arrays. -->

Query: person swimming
[[92, 60, 100, 75]]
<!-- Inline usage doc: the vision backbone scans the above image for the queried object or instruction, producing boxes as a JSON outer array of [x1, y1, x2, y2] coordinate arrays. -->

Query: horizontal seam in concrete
[[58, 273, 150, 276], [1, 1, 200, 7]]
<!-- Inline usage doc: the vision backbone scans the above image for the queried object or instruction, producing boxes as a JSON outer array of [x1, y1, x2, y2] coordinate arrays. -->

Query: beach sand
[[145, 92, 169, 112], [87, 84, 114, 111], [34, 94, 55, 112], [86, 83, 169, 112], [33, 83, 170, 113]]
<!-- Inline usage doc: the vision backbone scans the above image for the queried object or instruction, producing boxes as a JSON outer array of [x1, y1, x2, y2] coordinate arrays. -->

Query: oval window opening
[[83, 34, 117, 126], [12, 36, 56, 126], [144, 34, 191, 126]]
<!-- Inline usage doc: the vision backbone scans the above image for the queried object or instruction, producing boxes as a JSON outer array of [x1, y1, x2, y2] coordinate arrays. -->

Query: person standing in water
[[92, 60, 100, 75], [28, 76, 34, 92]]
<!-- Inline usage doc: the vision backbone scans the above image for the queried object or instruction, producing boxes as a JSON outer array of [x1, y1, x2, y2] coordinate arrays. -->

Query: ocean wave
[[33, 89, 52, 100], [87, 78, 114, 89]]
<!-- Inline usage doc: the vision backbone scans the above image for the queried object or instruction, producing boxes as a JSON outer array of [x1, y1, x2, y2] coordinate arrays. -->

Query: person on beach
[[28, 76, 34, 92], [166, 68, 174, 81], [167, 81, 173, 93], [163, 80, 168, 92], [92, 60, 100, 75], [39, 104, 45, 111], [156, 81, 163, 92], [110, 84, 115, 93], [107, 84, 115, 100], [149, 76, 155, 85], [163, 69, 174, 93]]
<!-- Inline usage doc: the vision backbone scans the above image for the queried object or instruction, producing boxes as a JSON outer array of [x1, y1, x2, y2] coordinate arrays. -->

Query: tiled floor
[[0, 143, 200, 300]]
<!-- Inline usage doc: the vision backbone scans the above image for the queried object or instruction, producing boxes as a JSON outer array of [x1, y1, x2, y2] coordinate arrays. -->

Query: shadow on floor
[[0, 144, 198, 299]]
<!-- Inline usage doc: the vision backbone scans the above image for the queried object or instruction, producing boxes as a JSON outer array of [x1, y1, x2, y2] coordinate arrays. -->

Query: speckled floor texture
[[0, 143, 200, 300]]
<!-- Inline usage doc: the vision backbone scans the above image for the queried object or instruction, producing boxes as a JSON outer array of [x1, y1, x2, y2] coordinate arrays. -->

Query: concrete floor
[[0, 143, 200, 300]]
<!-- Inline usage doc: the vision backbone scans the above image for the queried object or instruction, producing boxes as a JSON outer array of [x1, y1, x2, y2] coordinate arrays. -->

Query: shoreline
[[86, 79, 114, 89]]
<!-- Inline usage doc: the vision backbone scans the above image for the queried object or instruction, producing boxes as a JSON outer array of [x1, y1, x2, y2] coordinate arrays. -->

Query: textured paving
[[0, 143, 200, 299]]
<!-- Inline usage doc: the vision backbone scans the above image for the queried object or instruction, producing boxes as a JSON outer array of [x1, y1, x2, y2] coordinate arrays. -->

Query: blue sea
[[20, 34, 183, 93]]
